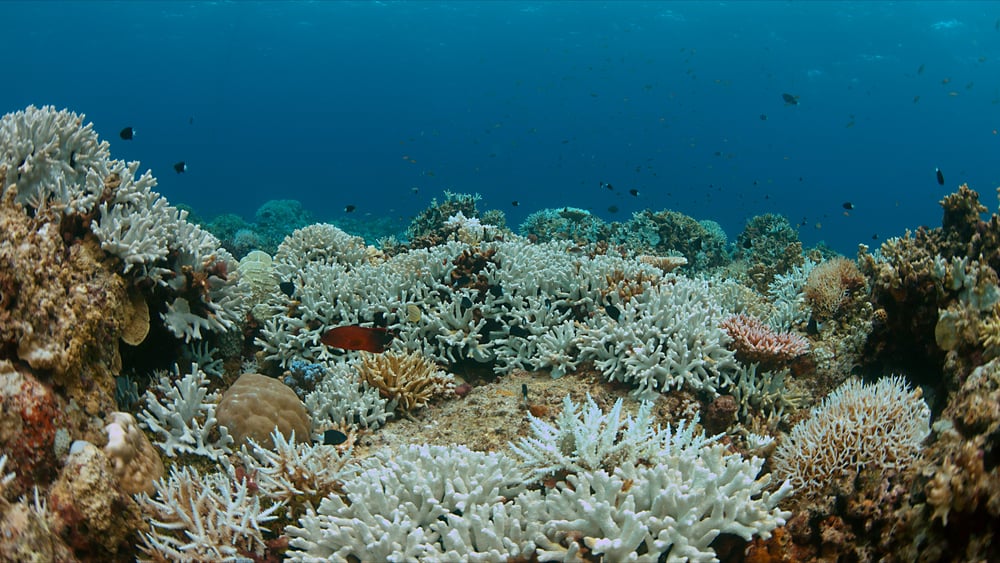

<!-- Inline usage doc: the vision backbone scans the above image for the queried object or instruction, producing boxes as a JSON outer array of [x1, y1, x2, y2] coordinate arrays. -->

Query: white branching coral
[[580, 277, 739, 399], [138, 363, 234, 459], [136, 465, 282, 562], [238, 429, 350, 508], [286, 395, 792, 562], [304, 359, 392, 431], [273, 223, 369, 278], [0, 105, 109, 213], [527, 454, 790, 562], [510, 394, 714, 481], [772, 375, 931, 498], [285, 444, 529, 562]]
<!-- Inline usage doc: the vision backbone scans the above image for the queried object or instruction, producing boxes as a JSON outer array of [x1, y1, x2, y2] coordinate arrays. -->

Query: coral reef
[[803, 256, 867, 321], [773, 376, 930, 500], [136, 465, 282, 562], [356, 350, 454, 413], [721, 313, 810, 371], [610, 209, 731, 271], [406, 191, 491, 247], [519, 206, 608, 243], [215, 372, 311, 448], [736, 213, 804, 293], [138, 363, 234, 459]]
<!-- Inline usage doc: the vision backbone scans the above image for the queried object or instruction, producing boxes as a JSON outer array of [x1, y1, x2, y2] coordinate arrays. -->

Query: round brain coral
[[216, 373, 311, 448]]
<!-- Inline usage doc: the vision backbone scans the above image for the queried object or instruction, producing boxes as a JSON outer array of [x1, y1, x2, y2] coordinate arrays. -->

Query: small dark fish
[[119, 127, 135, 140], [607, 205, 619, 214], [189, 116, 194, 125], [173, 161, 187, 174], [511, 200, 519, 207], [628, 189, 639, 197], [521, 383, 529, 403], [759, 113, 767, 120], [842, 202, 854, 210], [781, 93, 799, 105], [411, 186, 419, 194], [917, 63, 925, 75], [601, 181, 614, 190], [320, 325, 394, 353], [344, 205, 356, 213], [323, 429, 347, 446], [872, 233, 879, 240], [936, 167, 945, 185], [279, 280, 295, 297], [69, 151, 77, 168], [742, 238, 753, 249], [605, 304, 621, 322]]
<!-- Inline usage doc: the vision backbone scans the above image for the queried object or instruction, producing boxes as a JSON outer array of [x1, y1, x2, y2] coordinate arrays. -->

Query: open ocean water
[[5, 0, 1000, 253]]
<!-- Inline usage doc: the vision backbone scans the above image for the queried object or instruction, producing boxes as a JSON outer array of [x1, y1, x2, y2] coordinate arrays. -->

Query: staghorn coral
[[136, 465, 282, 562], [237, 429, 352, 521], [138, 363, 234, 459], [216, 372, 311, 448], [357, 350, 454, 413], [721, 313, 810, 371], [0, 105, 108, 213], [509, 393, 716, 481], [803, 256, 867, 321], [773, 376, 930, 500]]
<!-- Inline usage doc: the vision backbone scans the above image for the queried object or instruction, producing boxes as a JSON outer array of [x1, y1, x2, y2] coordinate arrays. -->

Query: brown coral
[[358, 350, 454, 412], [804, 257, 866, 320], [216, 373, 311, 448], [0, 182, 124, 416], [720, 314, 809, 371]]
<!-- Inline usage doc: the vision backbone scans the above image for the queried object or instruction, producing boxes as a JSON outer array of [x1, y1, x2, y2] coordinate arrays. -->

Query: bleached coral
[[238, 429, 350, 511], [287, 394, 792, 562], [138, 364, 234, 459], [0, 105, 109, 213], [773, 375, 930, 498], [273, 223, 369, 279], [136, 465, 281, 562], [510, 394, 715, 481], [580, 276, 739, 399], [304, 359, 392, 431], [285, 444, 529, 562], [528, 453, 790, 562]]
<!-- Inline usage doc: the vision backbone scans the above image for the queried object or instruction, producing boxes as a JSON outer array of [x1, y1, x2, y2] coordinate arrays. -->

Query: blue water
[[6, 1, 1000, 253]]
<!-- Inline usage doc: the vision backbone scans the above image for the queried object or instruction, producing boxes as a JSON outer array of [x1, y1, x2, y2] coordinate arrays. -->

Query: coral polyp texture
[[720, 313, 810, 371], [773, 375, 930, 499]]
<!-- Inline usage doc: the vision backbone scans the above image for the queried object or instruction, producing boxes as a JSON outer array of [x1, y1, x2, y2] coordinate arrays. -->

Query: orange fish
[[320, 325, 394, 353]]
